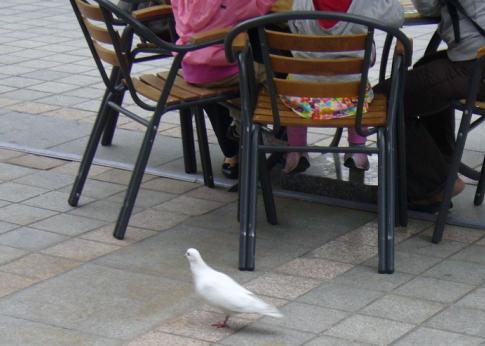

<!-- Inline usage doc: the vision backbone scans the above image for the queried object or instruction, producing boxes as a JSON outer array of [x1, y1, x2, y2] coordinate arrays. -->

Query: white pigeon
[[185, 248, 283, 328]]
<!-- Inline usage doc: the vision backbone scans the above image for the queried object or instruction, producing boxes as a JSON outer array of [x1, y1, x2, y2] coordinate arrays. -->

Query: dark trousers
[[376, 51, 485, 200], [204, 104, 239, 158]]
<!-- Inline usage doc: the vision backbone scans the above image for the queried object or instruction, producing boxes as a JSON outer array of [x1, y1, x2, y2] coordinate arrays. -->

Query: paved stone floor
[[0, 1, 485, 345]]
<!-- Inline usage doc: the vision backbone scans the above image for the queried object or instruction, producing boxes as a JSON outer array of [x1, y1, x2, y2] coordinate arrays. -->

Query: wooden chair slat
[[140, 74, 201, 100], [93, 41, 119, 66], [132, 78, 179, 104], [84, 19, 112, 44], [270, 55, 363, 75], [266, 30, 367, 52], [274, 78, 361, 98], [75, 0, 104, 21]]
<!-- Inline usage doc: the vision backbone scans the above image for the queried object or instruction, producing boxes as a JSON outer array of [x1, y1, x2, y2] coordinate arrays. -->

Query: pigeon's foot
[[211, 321, 227, 328], [211, 316, 229, 328]]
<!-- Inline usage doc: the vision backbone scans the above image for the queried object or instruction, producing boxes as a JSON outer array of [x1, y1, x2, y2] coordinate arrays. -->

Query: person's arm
[[411, 0, 441, 17]]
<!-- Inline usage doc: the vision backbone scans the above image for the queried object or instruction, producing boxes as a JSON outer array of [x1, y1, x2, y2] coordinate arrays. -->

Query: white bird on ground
[[185, 248, 283, 328]]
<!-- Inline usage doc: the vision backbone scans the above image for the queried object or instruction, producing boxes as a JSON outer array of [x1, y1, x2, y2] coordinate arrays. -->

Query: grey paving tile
[[325, 314, 414, 345], [303, 335, 371, 346], [310, 241, 377, 264], [157, 309, 250, 343], [80, 224, 157, 246], [68, 200, 140, 223], [0, 162, 36, 181], [59, 179, 126, 199], [0, 227, 67, 251], [360, 294, 445, 324], [108, 189, 175, 209], [363, 251, 442, 275], [128, 208, 189, 231], [298, 282, 383, 312], [6, 154, 65, 170], [154, 195, 224, 216], [397, 235, 469, 258], [394, 327, 485, 346], [0, 253, 80, 280], [426, 306, 485, 338], [13, 171, 74, 189], [421, 225, 485, 243], [0, 245, 27, 265], [218, 322, 315, 346], [423, 259, 485, 286], [332, 265, 413, 292], [127, 331, 210, 346], [0, 264, 194, 340], [395, 277, 475, 303], [0, 204, 57, 225], [0, 314, 120, 346], [261, 302, 348, 334], [141, 177, 199, 194], [0, 272, 37, 298], [456, 288, 485, 311], [41, 238, 120, 262], [0, 221, 18, 235], [31, 213, 106, 236], [275, 258, 353, 280], [24, 191, 92, 212], [244, 273, 321, 300], [187, 186, 238, 203], [0, 182, 47, 202], [451, 245, 485, 265]]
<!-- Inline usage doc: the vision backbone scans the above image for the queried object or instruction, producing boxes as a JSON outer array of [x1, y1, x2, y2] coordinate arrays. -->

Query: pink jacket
[[172, 0, 275, 84]]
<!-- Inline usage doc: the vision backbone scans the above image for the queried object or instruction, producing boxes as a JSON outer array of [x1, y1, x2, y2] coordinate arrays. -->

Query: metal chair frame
[[225, 12, 412, 274], [69, 0, 239, 239]]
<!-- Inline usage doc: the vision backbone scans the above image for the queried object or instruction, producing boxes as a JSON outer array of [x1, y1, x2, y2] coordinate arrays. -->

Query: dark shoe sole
[[222, 163, 238, 179], [285, 156, 310, 176]]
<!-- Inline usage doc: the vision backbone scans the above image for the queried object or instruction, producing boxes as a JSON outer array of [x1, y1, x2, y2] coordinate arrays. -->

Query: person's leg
[[283, 127, 309, 174], [203, 104, 239, 178], [374, 52, 474, 201], [345, 127, 369, 170]]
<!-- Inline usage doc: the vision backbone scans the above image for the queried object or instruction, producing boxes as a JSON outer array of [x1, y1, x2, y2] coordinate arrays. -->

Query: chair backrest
[[225, 12, 412, 135], [70, 0, 127, 89]]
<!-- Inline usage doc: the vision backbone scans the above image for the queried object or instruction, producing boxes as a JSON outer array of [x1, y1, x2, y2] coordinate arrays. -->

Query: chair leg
[[238, 114, 252, 270], [432, 109, 473, 244], [396, 102, 408, 227], [377, 128, 388, 274], [193, 107, 214, 188], [474, 155, 485, 206], [386, 127, 396, 274], [180, 108, 197, 174], [244, 125, 260, 270], [257, 132, 277, 225], [113, 108, 164, 240], [68, 90, 112, 207], [330, 128, 343, 147], [101, 91, 123, 146]]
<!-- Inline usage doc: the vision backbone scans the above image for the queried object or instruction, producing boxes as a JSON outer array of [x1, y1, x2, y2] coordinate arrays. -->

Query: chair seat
[[457, 99, 485, 112], [253, 89, 388, 127], [132, 71, 239, 106]]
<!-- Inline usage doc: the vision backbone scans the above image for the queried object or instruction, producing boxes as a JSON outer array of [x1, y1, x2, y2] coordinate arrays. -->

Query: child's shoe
[[344, 152, 370, 171], [283, 152, 310, 175]]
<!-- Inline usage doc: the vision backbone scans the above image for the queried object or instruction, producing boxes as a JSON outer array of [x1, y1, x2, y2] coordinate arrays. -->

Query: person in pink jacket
[[171, 0, 276, 178]]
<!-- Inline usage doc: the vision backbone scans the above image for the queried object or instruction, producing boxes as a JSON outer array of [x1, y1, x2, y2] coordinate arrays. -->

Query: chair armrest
[[189, 27, 231, 44], [132, 4, 172, 22], [231, 32, 249, 54], [394, 38, 413, 67]]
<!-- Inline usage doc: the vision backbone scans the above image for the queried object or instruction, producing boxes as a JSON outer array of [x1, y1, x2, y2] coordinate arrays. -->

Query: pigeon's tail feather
[[258, 304, 283, 318], [263, 309, 284, 318]]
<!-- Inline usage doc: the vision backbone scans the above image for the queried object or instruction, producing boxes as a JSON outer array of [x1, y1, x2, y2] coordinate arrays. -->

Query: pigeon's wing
[[197, 270, 278, 315]]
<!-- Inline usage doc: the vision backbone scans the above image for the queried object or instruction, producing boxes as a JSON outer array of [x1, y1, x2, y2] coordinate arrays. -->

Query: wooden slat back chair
[[224, 12, 412, 274], [432, 45, 485, 243], [69, 0, 240, 240]]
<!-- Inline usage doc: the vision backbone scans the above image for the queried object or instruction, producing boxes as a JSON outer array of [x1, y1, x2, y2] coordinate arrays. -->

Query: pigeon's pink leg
[[211, 315, 230, 328]]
